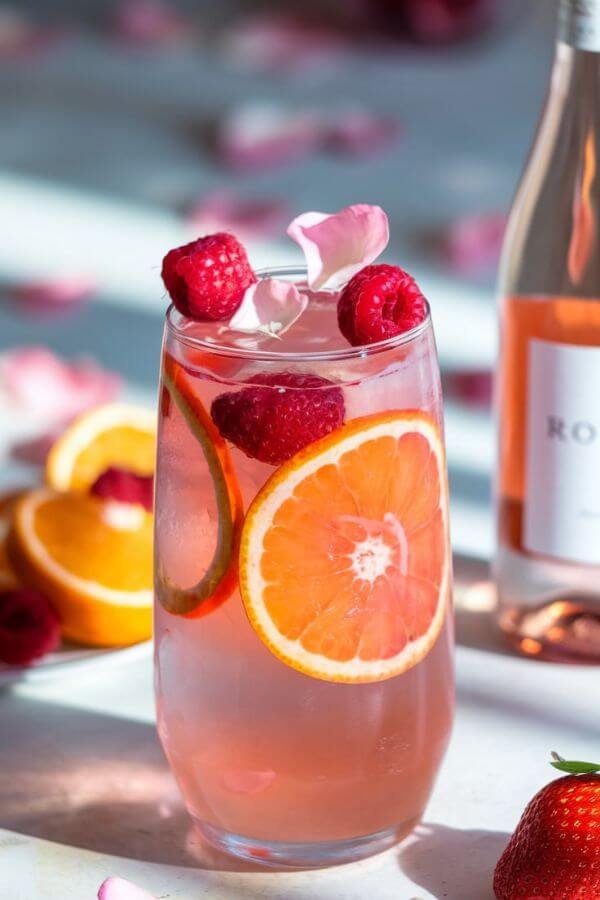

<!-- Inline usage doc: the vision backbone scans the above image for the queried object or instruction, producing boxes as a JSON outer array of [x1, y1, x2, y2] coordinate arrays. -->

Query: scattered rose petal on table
[[0, 347, 122, 422], [9, 276, 96, 317], [0, 7, 67, 61], [442, 211, 507, 275], [98, 876, 157, 900], [287, 204, 390, 289], [228, 278, 308, 337], [324, 108, 401, 158], [186, 190, 289, 241], [221, 15, 346, 72], [404, 0, 496, 44], [444, 368, 493, 408], [215, 102, 321, 171], [110, 0, 192, 48], [10, 430, 60, 466]]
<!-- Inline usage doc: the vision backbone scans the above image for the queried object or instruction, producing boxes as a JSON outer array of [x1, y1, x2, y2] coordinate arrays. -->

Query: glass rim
[[165, 265, 432, 363]]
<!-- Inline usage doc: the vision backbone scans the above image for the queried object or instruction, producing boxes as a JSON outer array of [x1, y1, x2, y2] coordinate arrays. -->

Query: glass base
[[193, 818, 417, 869]]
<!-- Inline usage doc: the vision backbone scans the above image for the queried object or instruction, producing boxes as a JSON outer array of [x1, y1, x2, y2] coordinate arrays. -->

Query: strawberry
[[494, 754, 600, 899]]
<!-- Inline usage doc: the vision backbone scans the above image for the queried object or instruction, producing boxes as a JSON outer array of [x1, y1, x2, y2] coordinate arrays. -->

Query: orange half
[[8, 488, 153, 646], [240, 411, 450, 683]]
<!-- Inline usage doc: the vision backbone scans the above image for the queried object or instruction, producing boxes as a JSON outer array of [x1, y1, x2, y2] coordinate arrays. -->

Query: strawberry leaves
[[551, 751, 600, 775]]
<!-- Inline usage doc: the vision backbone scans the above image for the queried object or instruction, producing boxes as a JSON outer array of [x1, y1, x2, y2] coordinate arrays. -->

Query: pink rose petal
[[442, 212, 506, 276], [444, 369, 492, 408], [287, 204, 390, 289], [110, 0, 191, 48], [0, 8, 67, 61], [98, 876, 156, 900], [324, 109, 401, 158], [400, 0, 495, 45], [10, 276, 96, 317], [223, 769, 276, 795], [10, 430, 60, 466], [186, 190, 289, 241], [228, 278, 307, 337], [0, 347, 122, 422], [216, 102, 321, 172], [221, 15, 345, 72]]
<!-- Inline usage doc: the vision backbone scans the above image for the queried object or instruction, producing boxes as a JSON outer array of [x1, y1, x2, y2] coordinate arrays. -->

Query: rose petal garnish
[[220, 15, 344, 72], [216, 102, 321, 172], [324, 109, 401, 158], [0, 347, 122, 422], [10, 276, 96, 316], [228, 278, 307, 338], [186, 190, 289, 241], [287, 204, 390, 289], [110, 0, 191, 48], [442, 211, 506, 275], [98, 876, 156, 900]]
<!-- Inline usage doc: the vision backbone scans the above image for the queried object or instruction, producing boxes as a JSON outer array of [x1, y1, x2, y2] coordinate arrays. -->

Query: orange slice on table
[[7, 488, 153, 646], [0, 491, 23, 590], [240, 411, 450, 684], [158, 353, 243, 617], [46, 403, 156, 492]]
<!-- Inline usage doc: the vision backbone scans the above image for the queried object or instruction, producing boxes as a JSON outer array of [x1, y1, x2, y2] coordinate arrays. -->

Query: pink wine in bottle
[[495, 0, 600, 662]]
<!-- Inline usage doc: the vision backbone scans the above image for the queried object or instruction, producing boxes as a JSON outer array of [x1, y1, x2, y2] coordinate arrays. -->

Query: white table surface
[[2, 573, 599, 900], [2, 3, 598, 899]]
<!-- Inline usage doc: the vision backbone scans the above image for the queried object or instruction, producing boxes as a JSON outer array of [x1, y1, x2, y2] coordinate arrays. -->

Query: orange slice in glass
[[158, 354, 243, 617], [240, 411, 450, 683], [46, 403, 156, 492], [7, 488, 153, 646]]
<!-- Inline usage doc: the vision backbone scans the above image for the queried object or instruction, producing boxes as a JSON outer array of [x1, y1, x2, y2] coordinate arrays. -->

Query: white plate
[[0, 639, 152, 688]]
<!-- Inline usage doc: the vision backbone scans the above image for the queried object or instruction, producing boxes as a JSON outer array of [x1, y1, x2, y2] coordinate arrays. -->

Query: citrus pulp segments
[[46, 403, 157, 492], [239, 411, 450, 684], [158, 354, 243, 617], [7, 488, 153, 647]]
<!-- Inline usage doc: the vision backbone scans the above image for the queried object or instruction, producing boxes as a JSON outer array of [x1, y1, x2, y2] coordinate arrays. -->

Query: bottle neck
[[558, 0, 600, 54]]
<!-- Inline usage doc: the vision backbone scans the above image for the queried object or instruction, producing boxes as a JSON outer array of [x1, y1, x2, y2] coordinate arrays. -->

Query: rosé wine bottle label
[[559, 0, 600, 52], [524, 338, 600, 565]]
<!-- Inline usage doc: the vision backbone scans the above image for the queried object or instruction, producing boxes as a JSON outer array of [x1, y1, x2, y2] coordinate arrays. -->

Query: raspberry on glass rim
[[337, 263, 428, 347], [161, 232, 256, 321]]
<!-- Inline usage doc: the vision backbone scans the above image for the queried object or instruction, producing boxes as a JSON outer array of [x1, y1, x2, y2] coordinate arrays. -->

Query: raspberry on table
[[211, 372, 345, 466], [91, 467, 154, 512], [337, 263, 427, 347], [0, 588, 61, 666], [161, 232, 256, 321]]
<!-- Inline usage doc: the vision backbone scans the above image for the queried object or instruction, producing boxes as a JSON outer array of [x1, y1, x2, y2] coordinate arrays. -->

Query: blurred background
[[0, 0, 557, 561]]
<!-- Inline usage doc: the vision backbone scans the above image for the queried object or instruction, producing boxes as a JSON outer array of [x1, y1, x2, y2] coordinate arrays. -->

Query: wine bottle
[[495, 0, 600, 661]]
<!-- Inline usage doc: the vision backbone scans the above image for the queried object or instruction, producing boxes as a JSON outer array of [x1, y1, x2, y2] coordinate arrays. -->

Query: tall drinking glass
[[154, 266, 454, 868]]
